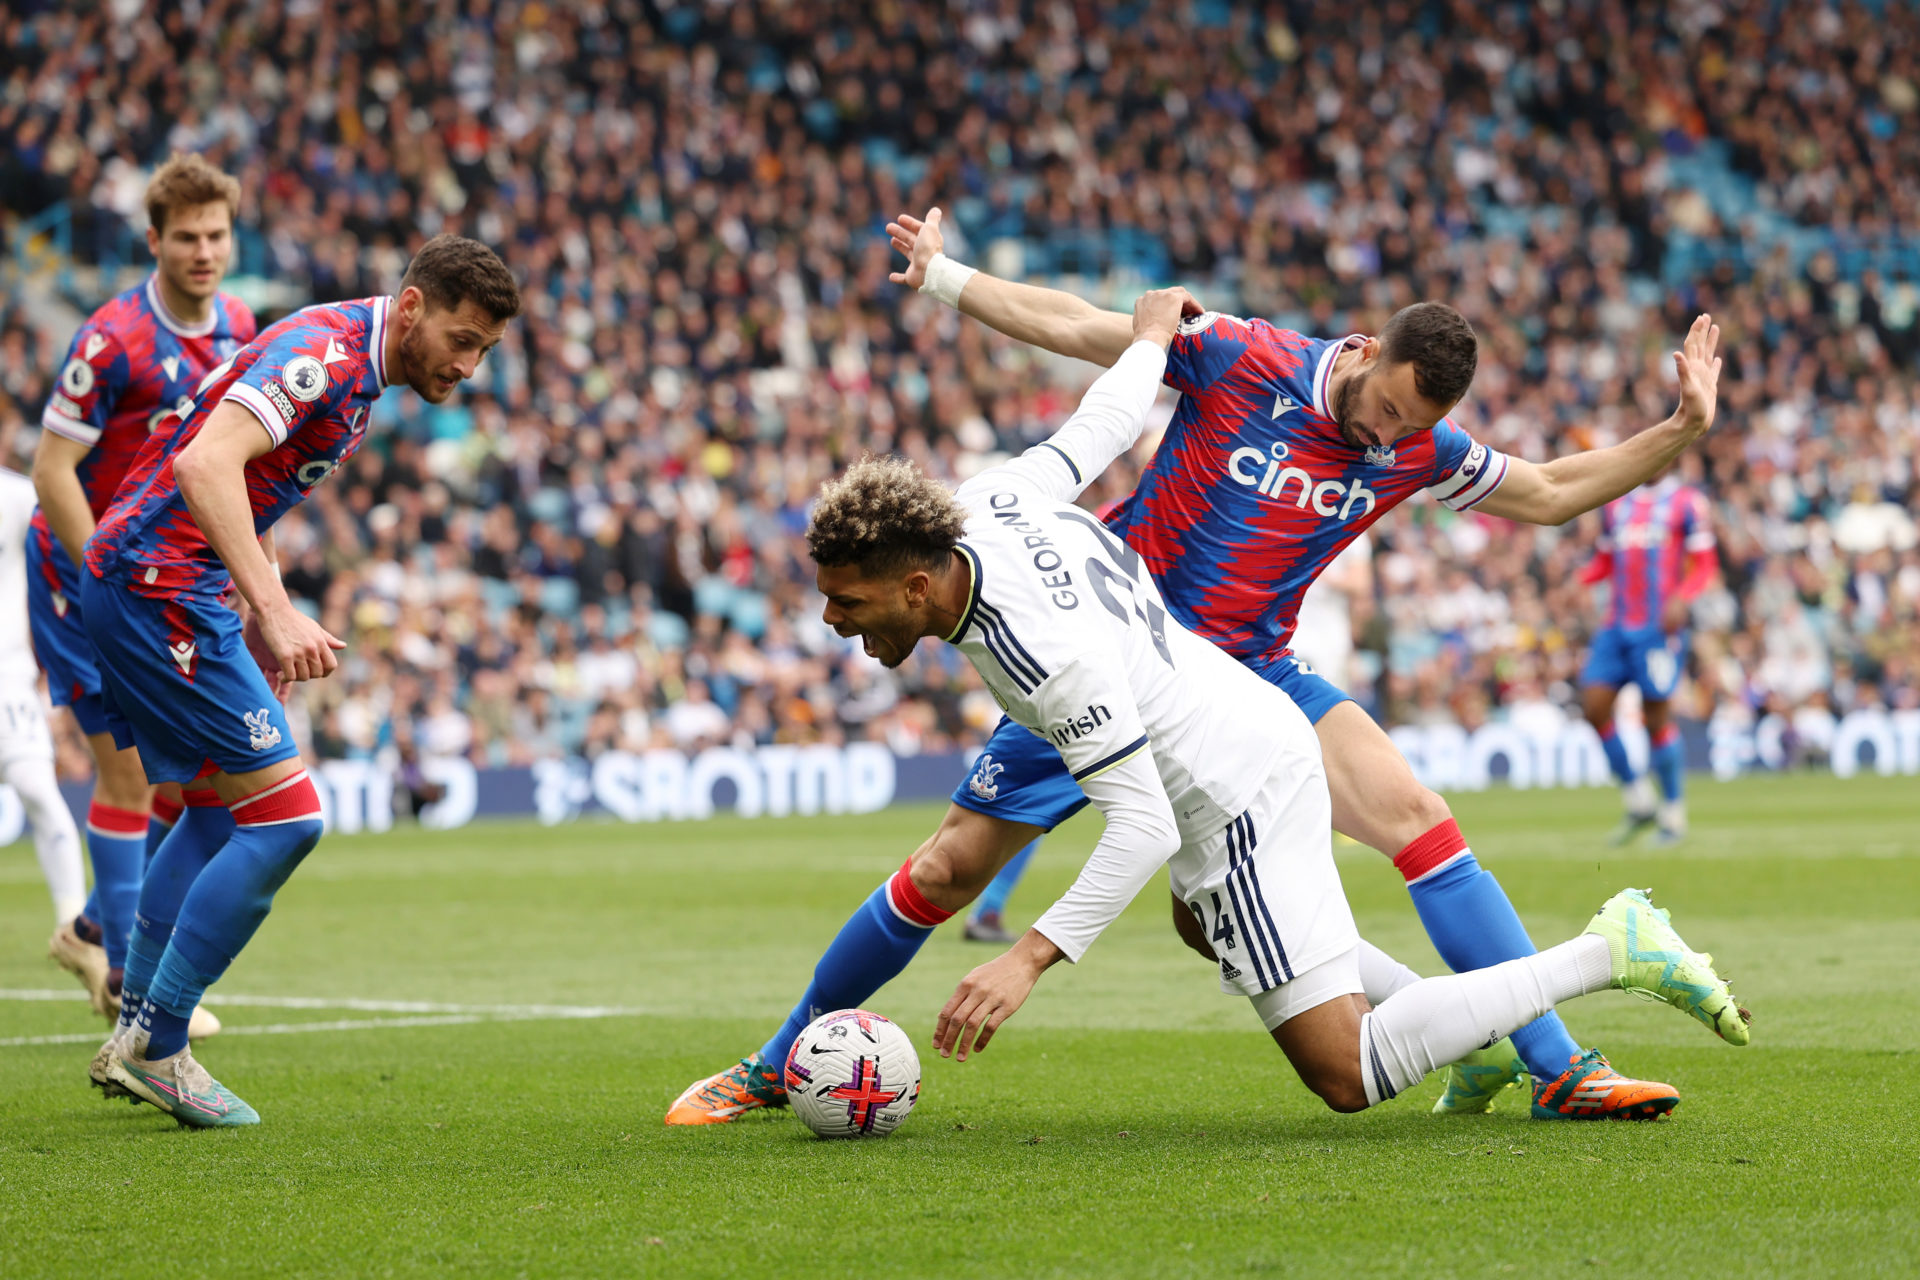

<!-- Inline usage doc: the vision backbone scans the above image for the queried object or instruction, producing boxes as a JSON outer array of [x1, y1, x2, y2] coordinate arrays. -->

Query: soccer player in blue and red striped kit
[[33, 154, 255, 1026], [1579, 470, 1719, 845], [81, 235, 519, 1126]]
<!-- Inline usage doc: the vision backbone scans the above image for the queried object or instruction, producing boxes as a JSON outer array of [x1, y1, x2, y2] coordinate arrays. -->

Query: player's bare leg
[[1264, 889, 1743, 1120], [666, 807, 1041, 1125]]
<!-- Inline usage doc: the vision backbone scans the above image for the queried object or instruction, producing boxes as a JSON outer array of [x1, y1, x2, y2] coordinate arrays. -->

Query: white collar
[[1311, 334, 1367, 416], [145, 275, 219, 339], [370, 295, 394, 387]]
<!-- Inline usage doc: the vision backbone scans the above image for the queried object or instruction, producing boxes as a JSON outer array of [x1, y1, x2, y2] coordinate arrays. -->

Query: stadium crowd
[[3, 0, 1916, 779]]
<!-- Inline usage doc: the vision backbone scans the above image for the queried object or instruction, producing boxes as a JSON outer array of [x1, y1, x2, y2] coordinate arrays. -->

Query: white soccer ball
[[782, 1008, 921, 1139]]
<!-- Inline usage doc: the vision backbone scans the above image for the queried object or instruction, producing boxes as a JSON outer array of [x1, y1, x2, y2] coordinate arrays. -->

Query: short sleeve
[[1424, 419, 1512, 511], [1164, 311, 1264, 397], [42, 322, 128, 447], [221, 326, 344, 448]]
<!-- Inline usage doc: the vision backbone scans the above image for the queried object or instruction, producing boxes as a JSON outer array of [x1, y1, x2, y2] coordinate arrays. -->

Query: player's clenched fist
[[255, 602, 346, 685], [1131, 286, 1203, 349]]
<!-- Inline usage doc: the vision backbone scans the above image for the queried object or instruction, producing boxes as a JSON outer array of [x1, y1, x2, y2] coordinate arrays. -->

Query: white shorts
[[1168, 748, 1360, 1004], [1248, 946, 1364, 1030], [0, 678, 54, 769]]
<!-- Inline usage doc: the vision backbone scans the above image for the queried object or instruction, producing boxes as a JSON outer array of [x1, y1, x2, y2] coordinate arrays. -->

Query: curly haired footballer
[[806, 456, 968, 575]]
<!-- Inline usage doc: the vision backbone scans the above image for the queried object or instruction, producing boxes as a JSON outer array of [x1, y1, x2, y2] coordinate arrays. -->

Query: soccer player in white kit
[[806, 289, 1749, 1113], [0, 463, 88, 927]]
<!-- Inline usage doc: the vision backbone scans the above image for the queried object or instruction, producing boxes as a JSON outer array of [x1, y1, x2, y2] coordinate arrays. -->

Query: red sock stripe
[[150, 794, 184, 826], [886, 859, 953, 928], [1392, 819, 1469, 883], [1651, 723, 1680, 748], [184, 787, 225, 809], [86, 801, 149, 837], [230, 772, 323, 826]]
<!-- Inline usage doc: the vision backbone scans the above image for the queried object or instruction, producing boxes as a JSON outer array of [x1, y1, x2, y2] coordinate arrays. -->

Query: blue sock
[[1650, 729, 1684, 802], [1598, 726, 1636, 785], [1403, 852, 1585, 1079], [83, 802, 150, 971], [146, 814, 175, 867], [135, 997, 195, 1062], [80, 888, 101, 932], [146, 812, 324, 1036], [123, 803, 237, 1034], [971, 839, 1038, 921], [758, 880, 937, 1071]]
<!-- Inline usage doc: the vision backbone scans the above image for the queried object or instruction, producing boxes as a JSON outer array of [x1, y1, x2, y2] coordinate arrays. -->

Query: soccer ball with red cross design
[[783, 1009, 922, 1139]]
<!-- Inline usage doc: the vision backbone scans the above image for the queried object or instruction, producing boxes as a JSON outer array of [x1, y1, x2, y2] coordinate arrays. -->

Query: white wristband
[[919, 253, 978, 308]]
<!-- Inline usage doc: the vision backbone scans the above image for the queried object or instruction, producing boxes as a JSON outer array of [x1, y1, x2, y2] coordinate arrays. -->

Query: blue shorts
[[951, 654, 1353, 831], [1580, 625, 1688, 702], [25, 531, 112, 736], [78, 571, 300, 785]]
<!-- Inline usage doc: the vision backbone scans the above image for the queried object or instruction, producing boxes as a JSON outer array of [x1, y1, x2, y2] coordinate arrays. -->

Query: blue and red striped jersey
[[86, 296, 393, 599], [36, 275, 255, 522], [1592, 479, 1716, 629], [1104, 312, 1511, 676]]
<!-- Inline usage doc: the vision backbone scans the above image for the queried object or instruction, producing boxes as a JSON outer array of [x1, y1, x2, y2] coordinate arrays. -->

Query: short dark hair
[[400, 234, 522, 323], [1377, 302, 1479, 408], [808, 456, 967, 576]]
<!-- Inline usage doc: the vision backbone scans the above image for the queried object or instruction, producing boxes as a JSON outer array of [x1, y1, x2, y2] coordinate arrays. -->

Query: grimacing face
[[147, 201, 234, 305], [816, 562, 928, 669], [395, 289, 509, 403], [1329, 356, 1453, 451]]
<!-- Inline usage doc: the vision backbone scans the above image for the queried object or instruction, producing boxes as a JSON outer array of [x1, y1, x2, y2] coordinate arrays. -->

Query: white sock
[[1623, 776, 1655, 816], [1357, 935, 1612, 1106], [1356, 939, 1421, 1004], [4, 757, 86, 922], [1658, 799, 1686, 833]]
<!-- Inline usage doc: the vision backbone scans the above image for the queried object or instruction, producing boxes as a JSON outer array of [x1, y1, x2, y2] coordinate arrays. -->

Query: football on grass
[[783, 1009, 921, 1138]]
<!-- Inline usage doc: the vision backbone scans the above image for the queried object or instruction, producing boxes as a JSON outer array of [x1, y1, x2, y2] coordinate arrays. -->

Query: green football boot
[[1585, 888, 1751, 1046], [1431, 1038, 1529, 1114]]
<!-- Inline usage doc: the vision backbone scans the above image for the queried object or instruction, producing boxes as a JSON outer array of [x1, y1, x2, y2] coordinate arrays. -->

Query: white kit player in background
[[1292, 533, 1372, 692], [0, 463, 87, 924], [806, 288, 1750, 1115]]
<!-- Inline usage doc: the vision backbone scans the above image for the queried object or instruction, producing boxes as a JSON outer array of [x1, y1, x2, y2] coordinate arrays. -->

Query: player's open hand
[[886, 207, 946, 289], [257, 602, 346, 687], [1132, 286, 1203, 349], [1673, 313, 1723, 440], [933, 929, 1063, 1062], [240, 604, 293, 702]]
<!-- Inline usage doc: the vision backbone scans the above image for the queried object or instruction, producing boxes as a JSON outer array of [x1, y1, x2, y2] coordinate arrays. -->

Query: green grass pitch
[[1, 773, 1916, 1278]]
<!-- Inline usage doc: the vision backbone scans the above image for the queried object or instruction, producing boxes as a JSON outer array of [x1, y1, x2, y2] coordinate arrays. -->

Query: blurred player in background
[[83, 235, 520, 1126], [1579, 470, 1719, 845], [1, 452, 87, 929], [1291, 534, 1372, 697], [32, 154, 255, 1022]]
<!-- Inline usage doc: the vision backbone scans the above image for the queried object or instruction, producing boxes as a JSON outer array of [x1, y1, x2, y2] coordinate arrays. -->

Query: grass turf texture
[[1, 773, 1916, 1278]]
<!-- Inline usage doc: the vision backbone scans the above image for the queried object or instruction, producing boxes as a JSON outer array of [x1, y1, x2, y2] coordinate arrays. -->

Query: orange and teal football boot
[[663, 1057, 787, 1125], [1531, 1049, 1679, 1120]]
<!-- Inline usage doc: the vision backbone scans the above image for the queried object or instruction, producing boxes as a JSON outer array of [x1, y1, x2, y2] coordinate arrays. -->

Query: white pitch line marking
[[0, 990, 651, 1049]]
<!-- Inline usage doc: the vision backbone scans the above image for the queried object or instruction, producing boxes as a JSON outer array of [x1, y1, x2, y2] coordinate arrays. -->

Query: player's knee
[[1302, 1063, 1370, 1114], [1378, 778, 1451, 848], [908, 811, 1014, 908]]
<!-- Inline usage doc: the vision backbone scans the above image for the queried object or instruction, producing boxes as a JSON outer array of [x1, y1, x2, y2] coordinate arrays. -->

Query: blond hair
[[807, 456, 968, 575], [144, 153, 242, 234]]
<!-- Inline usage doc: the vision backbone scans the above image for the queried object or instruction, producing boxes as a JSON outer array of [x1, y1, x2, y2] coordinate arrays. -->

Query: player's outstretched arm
[[1475, 315, 1722, 525], [991, 287, 1196, 503], [30, 433, 98, 565], [173, 403, 345, 686], [887, 207, 1136, 367]]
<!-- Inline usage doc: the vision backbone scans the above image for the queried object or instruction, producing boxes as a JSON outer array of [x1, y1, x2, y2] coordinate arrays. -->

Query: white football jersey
[[943, 340, 1321, 961], [0, 468, 40, 684]]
